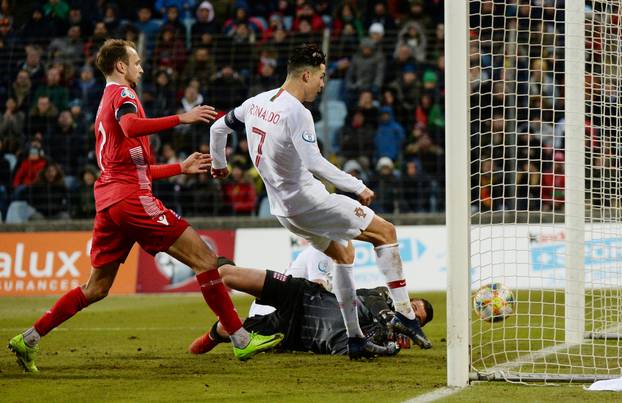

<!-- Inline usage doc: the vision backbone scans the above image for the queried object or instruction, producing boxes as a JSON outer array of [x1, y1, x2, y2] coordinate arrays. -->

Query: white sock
[[332, 264, 365, 338], [375, 243, 417, 320], [22, 327, 40, 347], [230, 327, 250, 348]]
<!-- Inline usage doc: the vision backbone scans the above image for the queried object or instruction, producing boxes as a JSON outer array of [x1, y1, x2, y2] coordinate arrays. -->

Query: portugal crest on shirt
[[120, 88, 135, 99]]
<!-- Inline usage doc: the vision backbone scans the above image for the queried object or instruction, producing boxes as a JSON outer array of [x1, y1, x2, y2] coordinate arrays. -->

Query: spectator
[[364, 2, 397, 34], [369, 22, 393, 62], [71, 165, 97, 218], [415, 92, 442, 129], [404, 124, 443, 176], [43, 0, 70, 21], [71, 65, 102, 121], [369, 156, 399, 214], [395, 21, 428, 63], [102, 3, 122, 35], [292, 2, 325, 32], [0, 0, 13, 37], [345, 38, 385, 105], [181, 47, 216, 90], [207, 66, 246, 111], [174, 82, 204, 151], [12, 140, 47, 189], [151, 69, 177, 117], [47, 110, 87, 183], [161, 5, 187, 44], [135, 6, 162, 60], [181, 171, 225, 216], [153, 24, 187, 72], [400, 158, 431, 213], [191, 1, 219, 48], [84, 21, 108, 66], [541, 153, 565, 212], [9, 70, 33, 114], [337, 109, 375, 161], [223, 23, 255, 77], [353, 89, 379, 128], [223, 164, 257, 216], [389, 64, 420, 127], [331, 4, 364, 39], [386, 44, 416, 83], [17, 6, 56, 46], [374, 106, 405, 163], [223, 5, 264, 36], [33, 67, 69, 111], [25, 161, 69, 219], [515, 160, 541, 211], [160, 143, 186, 186], [474, 159, 504, 212], [329, 22, 359, 81], [0, 98, 24, 154], [48, 25, 85, 70], [66, 6, 93, 37], [249, 54, 279, 96], [155, 0, 195, 20], [15, 45, 45, 87], [28, 95, 59, 138]]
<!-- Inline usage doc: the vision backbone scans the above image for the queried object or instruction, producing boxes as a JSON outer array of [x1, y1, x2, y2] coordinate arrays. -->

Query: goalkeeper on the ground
[[189, 247, 433, 357]]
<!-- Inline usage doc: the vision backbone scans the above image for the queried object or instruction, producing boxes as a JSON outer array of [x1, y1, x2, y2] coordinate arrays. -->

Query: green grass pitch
[[1, 292, 620, 402]]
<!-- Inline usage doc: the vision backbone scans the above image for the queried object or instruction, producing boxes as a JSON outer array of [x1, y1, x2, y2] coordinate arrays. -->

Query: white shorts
[[276, 194, 375, 251]]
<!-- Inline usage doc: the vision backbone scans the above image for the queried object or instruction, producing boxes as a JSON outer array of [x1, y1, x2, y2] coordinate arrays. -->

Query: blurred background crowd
[[0, 0, 576, 222]]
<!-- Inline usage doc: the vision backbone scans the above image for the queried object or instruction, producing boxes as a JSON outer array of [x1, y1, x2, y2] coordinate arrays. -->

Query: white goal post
[[446, 0, 622, 385]]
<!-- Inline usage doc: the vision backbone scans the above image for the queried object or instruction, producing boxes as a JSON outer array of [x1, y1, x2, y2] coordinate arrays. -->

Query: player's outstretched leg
[[189, 321, 230, 354], [8, 263, 118, 373], [168, 229, 283, 361], [8, 334, 39, 373], [389, 313, 432, 349], [189, 320, 283, 360], [357, 216, 432, 348]]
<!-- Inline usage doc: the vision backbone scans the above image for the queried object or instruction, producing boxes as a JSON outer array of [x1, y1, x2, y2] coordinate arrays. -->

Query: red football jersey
[[94, 82, 154, 212]]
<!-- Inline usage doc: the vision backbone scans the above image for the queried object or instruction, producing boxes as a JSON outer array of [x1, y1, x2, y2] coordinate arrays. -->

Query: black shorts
[[243, 270, 323, 351]]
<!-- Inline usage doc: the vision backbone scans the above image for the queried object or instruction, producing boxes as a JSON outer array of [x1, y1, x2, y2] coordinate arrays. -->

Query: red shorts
[[90, 193, 189, 268]]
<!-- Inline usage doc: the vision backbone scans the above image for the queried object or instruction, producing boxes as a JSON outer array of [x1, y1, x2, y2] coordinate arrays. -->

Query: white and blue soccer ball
[[473, 283, 516, 322]]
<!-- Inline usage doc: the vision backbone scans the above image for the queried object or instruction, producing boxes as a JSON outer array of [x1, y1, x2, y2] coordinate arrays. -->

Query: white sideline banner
[[236, 223, 622, 292], [235, 226, 448, 292]]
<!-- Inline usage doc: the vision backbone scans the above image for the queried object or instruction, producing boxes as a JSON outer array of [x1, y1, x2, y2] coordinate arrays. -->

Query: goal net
[[447, 0, 622, 383]]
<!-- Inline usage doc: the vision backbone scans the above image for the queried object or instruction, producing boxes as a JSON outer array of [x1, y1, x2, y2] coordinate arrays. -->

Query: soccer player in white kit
[[210, 44, 431, 358]]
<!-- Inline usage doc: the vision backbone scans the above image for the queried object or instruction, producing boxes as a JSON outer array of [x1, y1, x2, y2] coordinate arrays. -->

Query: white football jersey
[[248, 245, 333, 317], [211, 88, 365, 217], [286, 245, 333, 289]]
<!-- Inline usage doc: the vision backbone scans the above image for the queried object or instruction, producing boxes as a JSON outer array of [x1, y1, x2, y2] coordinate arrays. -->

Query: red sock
[[34, 287, 89, 336], [196, 270, 243, 334]]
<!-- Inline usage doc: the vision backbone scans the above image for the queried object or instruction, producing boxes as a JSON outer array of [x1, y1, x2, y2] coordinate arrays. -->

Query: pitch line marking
[[405, 386, 466, 402]]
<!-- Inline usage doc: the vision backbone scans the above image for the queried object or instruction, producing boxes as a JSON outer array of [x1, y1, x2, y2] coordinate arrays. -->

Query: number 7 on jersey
[[252, 126, 267, 166]]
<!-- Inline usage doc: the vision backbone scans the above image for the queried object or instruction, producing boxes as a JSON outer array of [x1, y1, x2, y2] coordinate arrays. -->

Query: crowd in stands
[[0, 0, 446, 222]]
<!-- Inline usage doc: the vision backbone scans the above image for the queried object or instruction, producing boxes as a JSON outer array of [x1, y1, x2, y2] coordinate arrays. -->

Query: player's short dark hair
[[287, 43, 326, 76], [420, 298, 434, 326], [96, 39, 136, 76]]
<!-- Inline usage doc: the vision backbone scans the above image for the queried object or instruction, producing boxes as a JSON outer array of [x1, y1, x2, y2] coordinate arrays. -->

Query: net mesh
[[469, 0, 622, 381]]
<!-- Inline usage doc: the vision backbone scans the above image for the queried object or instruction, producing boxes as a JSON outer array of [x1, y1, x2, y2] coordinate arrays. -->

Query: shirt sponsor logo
[[120, 88, 136, 99], [302, 130, 316, 143]]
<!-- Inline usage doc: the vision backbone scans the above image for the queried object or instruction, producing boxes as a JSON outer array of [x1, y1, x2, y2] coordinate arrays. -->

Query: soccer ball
[[473, 283, 515, 322]]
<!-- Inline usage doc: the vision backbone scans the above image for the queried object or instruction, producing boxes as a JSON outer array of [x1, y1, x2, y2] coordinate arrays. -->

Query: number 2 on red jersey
[[252, 126, 267, 166]]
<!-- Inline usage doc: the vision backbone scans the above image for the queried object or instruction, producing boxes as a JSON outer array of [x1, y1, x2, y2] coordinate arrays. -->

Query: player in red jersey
[[8, 39, 283, 373]]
